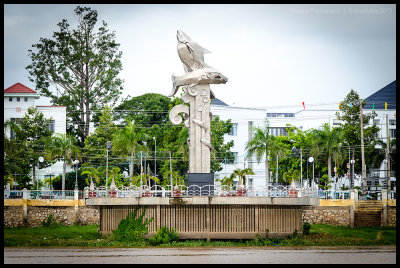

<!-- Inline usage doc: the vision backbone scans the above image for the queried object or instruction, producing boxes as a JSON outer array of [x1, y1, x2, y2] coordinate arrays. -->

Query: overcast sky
[[4, 4, 396, 110]]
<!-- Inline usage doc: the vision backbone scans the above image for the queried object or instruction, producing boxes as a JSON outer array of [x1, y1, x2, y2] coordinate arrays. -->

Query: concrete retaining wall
[[4, 197, 396, 229]]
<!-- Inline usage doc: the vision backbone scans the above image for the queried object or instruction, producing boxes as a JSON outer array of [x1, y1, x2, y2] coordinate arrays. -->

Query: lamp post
[[350, 158, 355, 189], [48, 168, 53, 192], [140, 151, 143, 192], [106, 141, 112, 196], [38, 156, 44, 191], [383, 158, 388, 189], [291, 146, 303, 187], [308, 157, 314, 187], [153, 137, 156, 176], [342, 140, 351, 188], [143, 141, 147, 176], [73, 159, 79, 190]]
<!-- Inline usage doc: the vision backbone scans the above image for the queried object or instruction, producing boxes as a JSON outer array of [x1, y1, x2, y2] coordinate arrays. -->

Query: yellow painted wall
[[319, 199, 355, 207], [4, 199, 85, 207]]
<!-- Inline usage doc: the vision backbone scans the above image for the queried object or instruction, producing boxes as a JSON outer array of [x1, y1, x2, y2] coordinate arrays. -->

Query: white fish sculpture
[[168, 67, 228, 97]]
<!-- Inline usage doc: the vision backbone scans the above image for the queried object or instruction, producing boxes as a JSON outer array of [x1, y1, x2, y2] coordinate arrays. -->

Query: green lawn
[[4, 223, 396, 247]]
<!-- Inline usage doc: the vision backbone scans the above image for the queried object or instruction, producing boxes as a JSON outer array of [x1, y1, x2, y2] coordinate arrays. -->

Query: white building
[[211, 80, 396, 190], [4, 82, 69, 188]]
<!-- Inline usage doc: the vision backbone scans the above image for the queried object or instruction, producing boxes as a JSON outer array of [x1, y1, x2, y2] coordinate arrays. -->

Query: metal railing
[[4, 190, 23, 199], [3, 190, 84, 200], [318, 190, 351, 199], [83, 184, 320, 198]]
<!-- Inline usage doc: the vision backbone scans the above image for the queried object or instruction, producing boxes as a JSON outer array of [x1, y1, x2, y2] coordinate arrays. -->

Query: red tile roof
[[4, 83, 37, 94]]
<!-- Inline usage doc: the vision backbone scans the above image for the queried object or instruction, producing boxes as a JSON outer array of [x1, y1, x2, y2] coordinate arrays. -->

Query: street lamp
[[291, 146, 303, 188], [153, 137, 156, 176], [48, 168, 53, 192], [106, 141, 112, 195], [308, 157, 314, 187], [342, 140, 351, 188], [350, 158, 355, 189], [143, 141, 147, 175], [73, 159, 79, 190], [38, 156, 44, 192]]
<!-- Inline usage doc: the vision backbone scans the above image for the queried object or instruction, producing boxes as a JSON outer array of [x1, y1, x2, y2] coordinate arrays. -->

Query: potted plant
[[232, 168, 254, 197]]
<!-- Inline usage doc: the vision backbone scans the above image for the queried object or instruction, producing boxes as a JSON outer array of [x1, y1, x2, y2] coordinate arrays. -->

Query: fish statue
[[177, 30, 211, 72], [168, 67, 228, 97]]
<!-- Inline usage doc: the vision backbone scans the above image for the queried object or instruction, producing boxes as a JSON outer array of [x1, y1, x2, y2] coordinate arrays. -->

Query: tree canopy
[[26, 6, 124, 143]]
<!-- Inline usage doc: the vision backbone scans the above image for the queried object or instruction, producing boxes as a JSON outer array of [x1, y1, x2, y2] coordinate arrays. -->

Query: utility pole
[[300, 148, 303, 188], [276, 154, 279, 184], [359, 100, 367, 196], [169, 151, 173, 188], [386, 114, 391, 189]]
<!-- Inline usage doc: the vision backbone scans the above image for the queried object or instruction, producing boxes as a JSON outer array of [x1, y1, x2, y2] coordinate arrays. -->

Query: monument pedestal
[[188, 173, 214, 195]]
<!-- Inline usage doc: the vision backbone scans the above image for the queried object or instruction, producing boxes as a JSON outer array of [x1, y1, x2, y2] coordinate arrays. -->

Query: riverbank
[[4, 223, 396, 247]]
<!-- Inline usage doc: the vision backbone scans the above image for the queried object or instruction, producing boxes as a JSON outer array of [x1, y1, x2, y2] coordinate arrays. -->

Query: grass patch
[[4, 223, 396, 248]]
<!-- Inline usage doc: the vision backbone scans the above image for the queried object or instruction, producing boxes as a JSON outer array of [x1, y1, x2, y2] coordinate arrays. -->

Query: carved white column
[[168, 30, 227, 175]]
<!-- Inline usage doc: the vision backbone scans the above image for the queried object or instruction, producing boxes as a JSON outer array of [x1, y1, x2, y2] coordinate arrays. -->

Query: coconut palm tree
[[269, 138, 289, 183], [311, 123, 344, 179], [4, 174, 14, 188], [111, 121, 147, 179], [232, 168, 255, 187], [245, 120, 275, 187], [45, 133, 80, 191], [246, 120, 289, 187], [283, 169, 301, 185], [218, 174, 235, 187], [81, 167, 101, 186], [107, 166, 125, 188]]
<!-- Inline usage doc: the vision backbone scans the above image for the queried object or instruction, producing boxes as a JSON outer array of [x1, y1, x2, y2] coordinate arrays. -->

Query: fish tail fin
[[168, 74, 177, 97]]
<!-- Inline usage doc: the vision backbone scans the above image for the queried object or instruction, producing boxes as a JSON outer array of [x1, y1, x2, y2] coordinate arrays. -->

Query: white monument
[[169, 30, 228, 180]]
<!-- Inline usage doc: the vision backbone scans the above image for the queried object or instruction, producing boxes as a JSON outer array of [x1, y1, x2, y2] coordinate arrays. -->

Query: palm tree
[[4, 174, 14, 188], [45, 133, 80, 191], [108, 166, 123, 188], [311, 123, 344, 179], [162, 170, 185, 187], [283, 169, 301, 185], [111, 121, 147, 179], [246, 120, 282, 187], [246, 121, 272, 187], [269, 139, 289, 183], [232, 168, 255, 187], [218, 174, 235, 187], [81, 167, 101, 186]]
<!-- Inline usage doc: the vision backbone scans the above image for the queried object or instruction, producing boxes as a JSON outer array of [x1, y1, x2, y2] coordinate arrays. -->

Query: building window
[[9, 118, 22, 139], [389, 129, 396, 139], [266, 113, 294, 118], [332, 119, 341, 126], [229, 123, 238, 136], [389, 119, 396, 126], [227, 152, 238, 164], [270, 127, 288, 136], [373, 119, 380, 125], [248, 178, 254, 188], [17, 97, 20, 102], [24, 97, 28, 102], [48, 120, 55, 132], [9, 97, 12, 102]]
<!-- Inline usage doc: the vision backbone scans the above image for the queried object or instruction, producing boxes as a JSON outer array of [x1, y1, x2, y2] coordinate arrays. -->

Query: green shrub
[[42, 214, 54, 227], [112, 207, 153, 242], [148, 226, 179, 245], [303, 222, 311, 235]]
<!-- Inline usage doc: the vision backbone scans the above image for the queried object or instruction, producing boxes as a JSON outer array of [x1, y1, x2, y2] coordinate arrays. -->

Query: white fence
[[4, 190, 84, 200], [83, 184, 320, 199]]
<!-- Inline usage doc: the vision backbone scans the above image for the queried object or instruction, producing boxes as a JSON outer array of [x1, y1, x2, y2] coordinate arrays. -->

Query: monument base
[[187, 173, 214, 196]]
